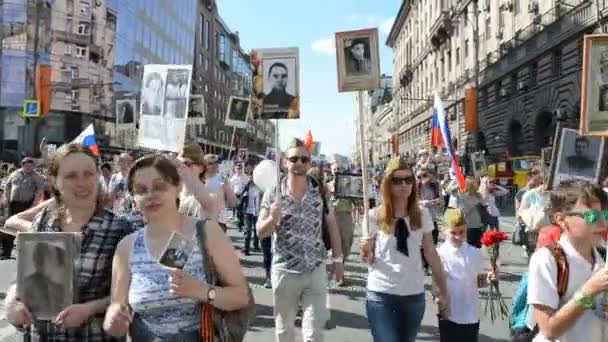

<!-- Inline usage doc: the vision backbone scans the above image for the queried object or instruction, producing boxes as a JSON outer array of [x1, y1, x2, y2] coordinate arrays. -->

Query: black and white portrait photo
[[138, 64, 192, 153], [159, 232, 194, 269], [256, 47, 300, 119], [238, 148, 249, 162], [116, 99, 136, 126], [581, 35, 608, 136], [335, 28, 381, 93], [344, 38, 372, 77], [17, 233, 77, 320], [334, 174, 364, 199], [141, 71, 164, 115], [225, 96, 250, 129], [553, 128, 605, 186], [265, 147, 277, 161], [164, 69, 190, 119]]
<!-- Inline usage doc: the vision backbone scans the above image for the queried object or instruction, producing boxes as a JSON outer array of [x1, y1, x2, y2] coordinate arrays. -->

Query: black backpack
[[308, 175, 332, 250]]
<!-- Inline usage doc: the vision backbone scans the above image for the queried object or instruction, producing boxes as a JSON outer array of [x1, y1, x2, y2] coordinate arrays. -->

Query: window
[[64, 44, 72, 55], [494, 83, 500, 100], [456, 48, 460, 66], [204, 19, 210, 49], [77, 22, 89, 35], [66, 18, 73, 32], [485, 18, 491, 41], [70, 66, 78, 78], [80, 1, 90, 15], [447, 51, 452, 72], [464, 39, 469, 58], [529, 62, 538, 88], [75, 45, 87, 57], [200, 14, 205, 44], [513, 0, 520, 14], [511, 73, 517, 93], [71, 90, 79, 102], [552, 49, 562, 77], [498, 11, 504, 29]]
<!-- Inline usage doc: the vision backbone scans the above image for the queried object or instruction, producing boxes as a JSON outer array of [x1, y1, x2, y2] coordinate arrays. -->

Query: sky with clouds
[[218, 0, 401, 157]]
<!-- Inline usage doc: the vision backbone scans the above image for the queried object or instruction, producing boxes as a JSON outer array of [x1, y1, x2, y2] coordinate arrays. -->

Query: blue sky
[[218, 0, 401, 157]]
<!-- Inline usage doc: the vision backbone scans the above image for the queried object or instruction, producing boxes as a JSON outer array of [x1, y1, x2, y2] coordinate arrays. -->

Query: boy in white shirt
[[527, 180, 608, 342], [437, 208, 495, 342]]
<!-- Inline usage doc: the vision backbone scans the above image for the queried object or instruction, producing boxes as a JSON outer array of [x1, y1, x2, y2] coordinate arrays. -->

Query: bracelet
[[332, 256, 343, 263]]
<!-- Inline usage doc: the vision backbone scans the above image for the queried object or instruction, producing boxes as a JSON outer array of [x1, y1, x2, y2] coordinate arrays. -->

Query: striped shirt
[[28, 207, 136, 341]]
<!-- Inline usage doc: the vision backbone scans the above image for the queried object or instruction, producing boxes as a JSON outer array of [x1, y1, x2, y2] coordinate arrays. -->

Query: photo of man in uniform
[[344, 38, 372, 77], [21, 242, 67, 319], [264, 62, 294, 110], [142, 72, 164, 115], [557, 129, 602, 181]]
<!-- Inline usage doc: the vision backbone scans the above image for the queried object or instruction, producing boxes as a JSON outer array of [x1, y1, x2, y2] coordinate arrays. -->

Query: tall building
[[388, 0, 605, 165], [1, 0, 117, 162], [192, 0, 274, 161]]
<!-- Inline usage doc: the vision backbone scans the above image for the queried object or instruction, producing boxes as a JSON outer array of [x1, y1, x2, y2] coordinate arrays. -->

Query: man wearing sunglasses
[[257, 139, 343, 342]]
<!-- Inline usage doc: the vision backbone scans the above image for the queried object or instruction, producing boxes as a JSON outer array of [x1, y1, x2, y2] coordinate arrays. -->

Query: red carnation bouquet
[[481, 230, 509, 322]]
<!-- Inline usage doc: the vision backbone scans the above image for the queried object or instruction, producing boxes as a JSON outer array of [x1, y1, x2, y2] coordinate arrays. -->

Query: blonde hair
[[465, 176, 479, 195], [443, 208, 466, 230], [377, 157, 422, 233]]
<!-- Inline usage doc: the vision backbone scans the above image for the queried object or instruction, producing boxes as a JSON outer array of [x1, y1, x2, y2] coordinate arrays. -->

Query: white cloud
[[381, 17, 395, 35], [311, 37, 335, 56]]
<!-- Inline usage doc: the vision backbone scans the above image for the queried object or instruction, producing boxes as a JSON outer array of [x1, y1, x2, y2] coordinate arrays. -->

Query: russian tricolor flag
[[430, 93, 466, 193], [72, 124, 100, 157]]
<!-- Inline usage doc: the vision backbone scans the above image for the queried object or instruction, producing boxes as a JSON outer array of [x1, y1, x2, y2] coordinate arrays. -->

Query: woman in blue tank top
[[102, 155, 249, 341]]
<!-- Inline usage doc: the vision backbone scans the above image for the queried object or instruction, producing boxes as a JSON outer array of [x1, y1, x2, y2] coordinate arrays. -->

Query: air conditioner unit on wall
[[517, 81, 528, 91], [500, 88, 508, 97], [496, 29, 503, 39]]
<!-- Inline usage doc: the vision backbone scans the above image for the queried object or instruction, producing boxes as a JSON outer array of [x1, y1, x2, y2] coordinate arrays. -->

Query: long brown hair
[[378, 157, 422, 232]]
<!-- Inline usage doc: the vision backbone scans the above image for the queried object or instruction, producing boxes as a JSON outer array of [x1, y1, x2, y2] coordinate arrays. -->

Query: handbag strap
[[195, 220, 218, 342]]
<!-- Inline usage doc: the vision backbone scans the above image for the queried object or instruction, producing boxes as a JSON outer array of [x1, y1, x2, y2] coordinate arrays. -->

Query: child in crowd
[[527, 180, 608, 342], [436, 208, 495, 342]]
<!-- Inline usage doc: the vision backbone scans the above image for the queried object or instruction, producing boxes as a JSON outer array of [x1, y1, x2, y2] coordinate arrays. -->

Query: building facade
[[388, 0, 606, 167], [1, 0, 117, 162], [191, 0, 274, 161]]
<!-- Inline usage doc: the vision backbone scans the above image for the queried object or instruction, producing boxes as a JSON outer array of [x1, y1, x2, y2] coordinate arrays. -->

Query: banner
[[138, 64, 192, 152]]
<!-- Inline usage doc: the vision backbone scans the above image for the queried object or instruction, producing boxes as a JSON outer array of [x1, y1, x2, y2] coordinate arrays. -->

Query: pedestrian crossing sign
[[22, 100, 40, 118]]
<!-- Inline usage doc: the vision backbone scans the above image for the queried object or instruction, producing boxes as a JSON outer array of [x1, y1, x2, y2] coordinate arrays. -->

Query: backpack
[[308, 175, 332, 250], [509, 243, 569, 342], [196, 220, 255, 342]]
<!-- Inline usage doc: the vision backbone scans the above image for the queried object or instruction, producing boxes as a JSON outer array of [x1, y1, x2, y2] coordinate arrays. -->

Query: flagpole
[[275, 119, 281, 224], [357, 91, 370, 238]]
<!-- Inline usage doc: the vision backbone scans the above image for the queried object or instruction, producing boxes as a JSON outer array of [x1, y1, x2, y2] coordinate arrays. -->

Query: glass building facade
[[111, 0, 197, 96]]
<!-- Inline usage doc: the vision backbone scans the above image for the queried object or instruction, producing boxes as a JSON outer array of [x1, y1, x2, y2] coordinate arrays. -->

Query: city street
[[0, 215, 527, 342]]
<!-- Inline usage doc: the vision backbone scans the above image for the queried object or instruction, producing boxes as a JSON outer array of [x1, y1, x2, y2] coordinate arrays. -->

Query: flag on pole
[[431, 93, 466, 193], [72, 124, 100, 157]]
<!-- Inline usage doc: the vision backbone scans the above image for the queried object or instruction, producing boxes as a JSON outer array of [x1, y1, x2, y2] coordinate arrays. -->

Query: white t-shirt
[[527, 236, 605, 342], [437, 241, 484, 324], [366, 206, 434, 296]]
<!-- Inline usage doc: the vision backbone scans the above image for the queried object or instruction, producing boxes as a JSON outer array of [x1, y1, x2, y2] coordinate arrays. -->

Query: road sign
[[22, 100, 40, 118]]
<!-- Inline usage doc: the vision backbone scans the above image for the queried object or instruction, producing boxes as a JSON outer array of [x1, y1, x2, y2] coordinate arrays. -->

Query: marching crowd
[[0, 140, 607, 342]]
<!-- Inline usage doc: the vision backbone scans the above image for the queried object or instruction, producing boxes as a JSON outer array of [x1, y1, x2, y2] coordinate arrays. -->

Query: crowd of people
[[0, 141, 607, 342]]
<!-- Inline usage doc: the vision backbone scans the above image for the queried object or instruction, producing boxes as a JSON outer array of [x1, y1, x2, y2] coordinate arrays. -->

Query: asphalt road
[[0, 215, 527, 342]]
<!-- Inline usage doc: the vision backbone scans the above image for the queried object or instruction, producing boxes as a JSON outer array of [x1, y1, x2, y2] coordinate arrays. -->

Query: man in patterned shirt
[[257, 139, 344, 342]]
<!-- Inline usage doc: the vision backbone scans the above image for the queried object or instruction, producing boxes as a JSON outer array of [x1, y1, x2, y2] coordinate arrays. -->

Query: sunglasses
[[288, 156, 311, 164], [391, 176, 415, 185], [566, 210, 608, 225]]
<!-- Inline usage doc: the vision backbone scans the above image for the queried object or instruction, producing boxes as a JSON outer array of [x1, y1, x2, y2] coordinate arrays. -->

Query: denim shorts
[[365, 291, 426, 342]]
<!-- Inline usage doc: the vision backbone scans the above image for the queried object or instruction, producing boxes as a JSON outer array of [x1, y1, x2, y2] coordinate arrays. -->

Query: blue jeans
[[366, 291, 426, 342], [244, 213, 259, 252]]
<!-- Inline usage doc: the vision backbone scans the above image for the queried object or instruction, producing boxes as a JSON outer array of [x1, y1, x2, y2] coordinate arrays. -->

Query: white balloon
[[253, 160, 278, 193]]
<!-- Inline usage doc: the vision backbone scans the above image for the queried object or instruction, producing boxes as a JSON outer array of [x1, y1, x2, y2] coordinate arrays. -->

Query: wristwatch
[[207, 286, 217, 303], [573, 290, 596, 311]]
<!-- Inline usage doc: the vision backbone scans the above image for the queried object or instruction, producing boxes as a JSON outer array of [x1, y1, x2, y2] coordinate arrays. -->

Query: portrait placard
[[551, 127, 605, 187], [238, 148, 249, 162], [251, 48, 300, 120], [159, 232, 195, 270], [470, 152, 487, 179], [581, 34, 608, 136], [334, 174, 364, 199], [265, 147, 278, 161], [225, 96, 250, 129], [335, 28, 381, 92], [138, 64, 192, 152], [17, 232, 80, 320]]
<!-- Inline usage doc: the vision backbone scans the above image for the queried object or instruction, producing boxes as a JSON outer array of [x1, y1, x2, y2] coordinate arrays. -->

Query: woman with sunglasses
[[478, 176, 509, 231], [360, 157, 448, 342], [455, 177, 485, 248], [178, 144, 220, 219], [103, 155, 249, 340], [528, 180, 608, 342]]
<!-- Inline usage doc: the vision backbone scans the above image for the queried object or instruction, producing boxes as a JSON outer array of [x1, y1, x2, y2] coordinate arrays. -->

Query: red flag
[[304, 130, 313, 150]]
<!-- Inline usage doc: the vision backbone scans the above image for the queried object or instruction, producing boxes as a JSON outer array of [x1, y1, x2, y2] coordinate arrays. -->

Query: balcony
[[429, 11, 452, 49], [53, 30, 91, 46]]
